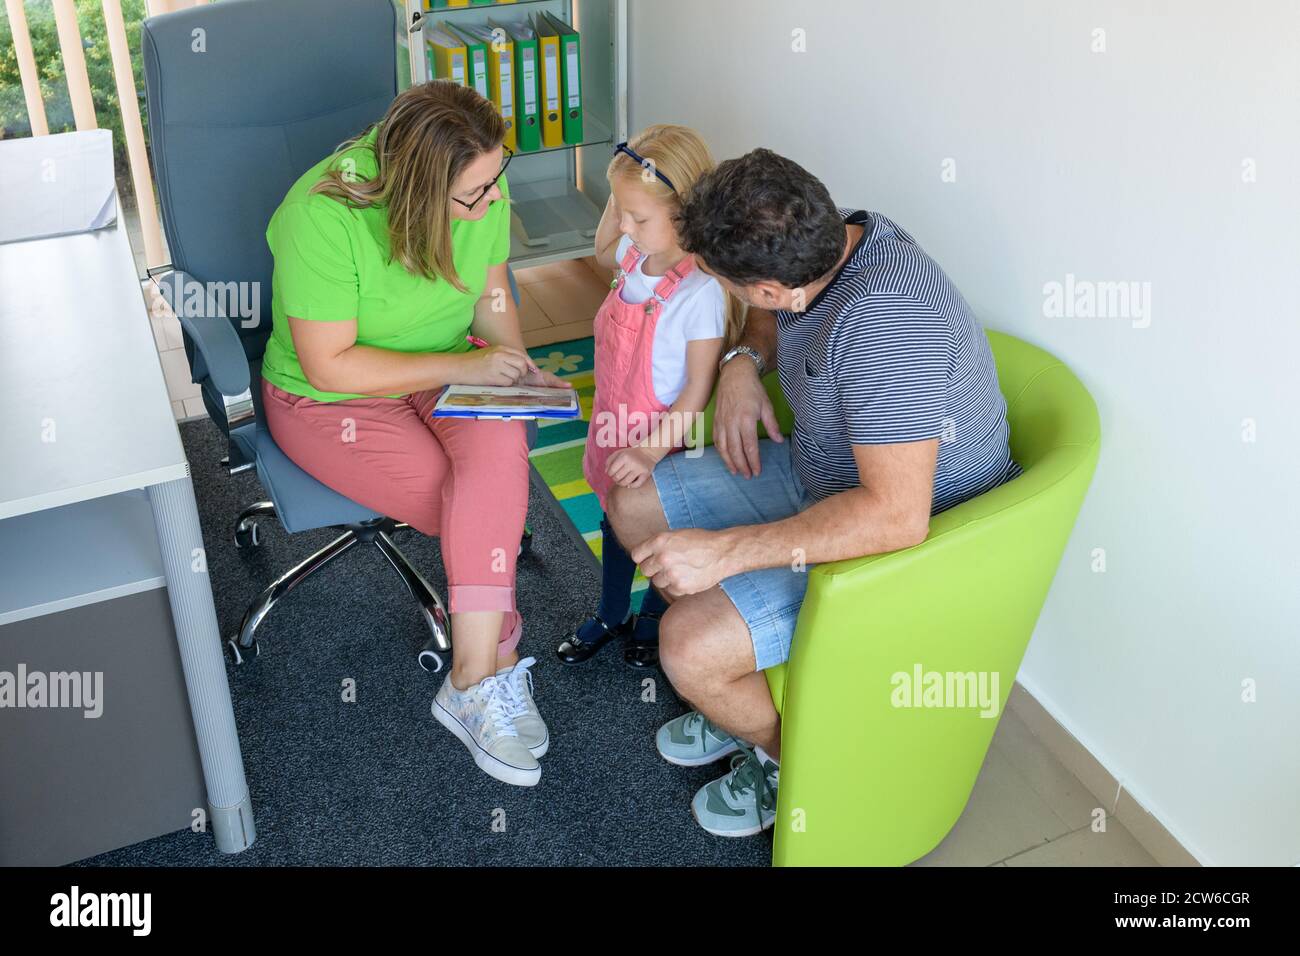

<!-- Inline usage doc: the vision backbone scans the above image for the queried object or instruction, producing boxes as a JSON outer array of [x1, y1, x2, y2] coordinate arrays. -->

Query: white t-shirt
[[613, 234, 725, 406]]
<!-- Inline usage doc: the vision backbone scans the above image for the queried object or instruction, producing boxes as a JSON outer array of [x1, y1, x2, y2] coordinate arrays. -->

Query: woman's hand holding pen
[[461, 335, 574, 389], [460, 342, 533, 386]]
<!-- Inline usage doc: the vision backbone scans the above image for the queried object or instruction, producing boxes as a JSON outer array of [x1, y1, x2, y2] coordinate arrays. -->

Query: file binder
[[458, 23, 517, 152], [426, 28, 467, 86], [423, 0, 510, 8], [531, 13, 564, 148], [444, 23, 491, 100], [491, 17, 541, 152], [539, 11, 583, 145]]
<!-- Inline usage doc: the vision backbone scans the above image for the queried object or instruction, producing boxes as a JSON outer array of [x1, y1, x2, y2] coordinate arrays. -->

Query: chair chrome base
[[227, 503, 451, 672]]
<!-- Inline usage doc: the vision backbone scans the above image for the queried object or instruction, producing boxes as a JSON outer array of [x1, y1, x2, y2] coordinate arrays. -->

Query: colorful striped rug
[[526, 336, 651, 613]]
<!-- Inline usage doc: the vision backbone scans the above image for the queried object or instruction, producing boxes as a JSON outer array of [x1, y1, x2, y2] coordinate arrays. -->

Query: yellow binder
[[426, 28, 467, 87], [531, 12, 563, 148]]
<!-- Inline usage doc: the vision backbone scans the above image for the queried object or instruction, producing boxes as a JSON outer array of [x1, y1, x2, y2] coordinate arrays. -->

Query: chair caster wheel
[[227, 637, 260, 666], [417, 647, 445, 673], [235, 520, 261, 550]]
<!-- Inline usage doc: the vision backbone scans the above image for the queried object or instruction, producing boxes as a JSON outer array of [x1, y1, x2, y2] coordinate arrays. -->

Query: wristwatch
[[718, 344, 767, 377]]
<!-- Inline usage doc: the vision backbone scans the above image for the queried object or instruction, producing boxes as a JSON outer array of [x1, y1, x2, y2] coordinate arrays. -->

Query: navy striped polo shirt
[[774, 208, 1022, 513]]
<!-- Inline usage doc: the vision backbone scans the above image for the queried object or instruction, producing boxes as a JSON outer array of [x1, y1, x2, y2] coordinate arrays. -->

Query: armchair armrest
[[152, 269, 251, 397], [151, 268, 256, 473]]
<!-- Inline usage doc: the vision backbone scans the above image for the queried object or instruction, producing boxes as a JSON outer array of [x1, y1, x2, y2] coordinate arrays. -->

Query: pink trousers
[[261, 378, 530, 654]]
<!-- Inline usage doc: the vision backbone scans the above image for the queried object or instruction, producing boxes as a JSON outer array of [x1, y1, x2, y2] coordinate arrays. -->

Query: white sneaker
[[433, 672, 541, 787], [496, 656, 549, 758]]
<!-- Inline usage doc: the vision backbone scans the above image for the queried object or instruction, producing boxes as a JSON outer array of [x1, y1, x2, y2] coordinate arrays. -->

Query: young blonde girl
[[556, 125, 745, 668]]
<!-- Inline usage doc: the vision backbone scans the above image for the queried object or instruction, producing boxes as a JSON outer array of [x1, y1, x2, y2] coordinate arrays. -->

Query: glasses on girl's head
[[452, 147, 513, 209]]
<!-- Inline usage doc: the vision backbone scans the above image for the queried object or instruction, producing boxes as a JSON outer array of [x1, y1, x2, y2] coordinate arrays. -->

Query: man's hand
[[631, 528, 734, 597], [714, 357, 783, 478], [606, 445, 658, 489]]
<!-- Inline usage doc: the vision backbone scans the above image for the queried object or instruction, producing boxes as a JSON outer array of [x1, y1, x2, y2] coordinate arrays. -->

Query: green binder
[[539, 11, 583, 145], [444, 22, 491, 101], [491, 17, 541, 152]]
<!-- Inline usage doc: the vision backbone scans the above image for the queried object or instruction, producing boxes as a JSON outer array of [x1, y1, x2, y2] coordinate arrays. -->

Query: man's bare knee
[[607, 482, 668, 551], [658, 601, 704, 692], [659, 589, 752, 693]]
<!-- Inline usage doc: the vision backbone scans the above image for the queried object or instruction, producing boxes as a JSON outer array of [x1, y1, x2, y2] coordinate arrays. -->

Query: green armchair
[[696, 329, 1100, 866]]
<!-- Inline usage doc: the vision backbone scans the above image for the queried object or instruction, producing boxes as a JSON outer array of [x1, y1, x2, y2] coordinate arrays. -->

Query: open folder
[[431, 384, 581, 421]]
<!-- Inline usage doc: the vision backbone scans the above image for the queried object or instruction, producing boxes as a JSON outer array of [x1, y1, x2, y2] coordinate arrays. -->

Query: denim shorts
[[651, 439, 815, 672]]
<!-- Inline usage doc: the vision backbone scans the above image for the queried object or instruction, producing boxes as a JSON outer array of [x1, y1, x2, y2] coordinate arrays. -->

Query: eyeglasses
[[614, 141, 676, 192], [452, 146, 513, 209]]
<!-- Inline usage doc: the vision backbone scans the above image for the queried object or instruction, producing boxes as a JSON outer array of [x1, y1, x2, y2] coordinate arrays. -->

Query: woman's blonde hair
[[607, 125, 748, 350], [310, 81, 505, 293]]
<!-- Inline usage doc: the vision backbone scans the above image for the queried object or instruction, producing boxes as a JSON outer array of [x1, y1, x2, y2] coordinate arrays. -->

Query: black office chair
[[141, 0, 534, 673]]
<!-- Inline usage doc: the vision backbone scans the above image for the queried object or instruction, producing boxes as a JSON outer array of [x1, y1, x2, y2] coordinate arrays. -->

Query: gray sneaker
[[655, 711, 739, 766], [496, 656, 548, 758], [691, 745, 779, 837], [433, 672, 541, 787]]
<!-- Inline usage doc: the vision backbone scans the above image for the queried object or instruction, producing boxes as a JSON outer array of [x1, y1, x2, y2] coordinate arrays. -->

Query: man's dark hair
[[674, 148, 845, 289]]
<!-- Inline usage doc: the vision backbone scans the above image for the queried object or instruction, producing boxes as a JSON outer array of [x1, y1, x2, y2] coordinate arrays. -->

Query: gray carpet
[[78, 417, 770, 866]]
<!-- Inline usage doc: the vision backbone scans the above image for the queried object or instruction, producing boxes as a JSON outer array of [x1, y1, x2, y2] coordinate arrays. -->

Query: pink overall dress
[[582, 241, 698, 511]]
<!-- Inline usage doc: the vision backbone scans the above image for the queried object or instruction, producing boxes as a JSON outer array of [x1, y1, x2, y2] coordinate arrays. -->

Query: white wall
[[627, 0, 1300, 865]]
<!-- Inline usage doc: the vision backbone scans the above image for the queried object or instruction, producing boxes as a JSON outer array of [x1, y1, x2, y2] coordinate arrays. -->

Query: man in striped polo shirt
[[606, 148, 1021, 839]]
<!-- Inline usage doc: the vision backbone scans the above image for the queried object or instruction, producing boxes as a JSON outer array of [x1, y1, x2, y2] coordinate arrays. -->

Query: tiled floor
[[514, 256, 606, 348], [911, 705, 1157, 866]]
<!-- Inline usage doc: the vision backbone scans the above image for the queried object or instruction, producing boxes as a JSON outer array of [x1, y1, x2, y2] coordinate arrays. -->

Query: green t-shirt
[[261, 125, 511, 401]]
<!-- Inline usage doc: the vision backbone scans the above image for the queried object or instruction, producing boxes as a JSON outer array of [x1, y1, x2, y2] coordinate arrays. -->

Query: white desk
[[0, 130, 255, 862]]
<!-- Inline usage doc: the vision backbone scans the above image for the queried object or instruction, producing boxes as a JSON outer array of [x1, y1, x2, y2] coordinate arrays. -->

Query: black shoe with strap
[[623, 610, 662, 669], [555, 612, 634, 665]]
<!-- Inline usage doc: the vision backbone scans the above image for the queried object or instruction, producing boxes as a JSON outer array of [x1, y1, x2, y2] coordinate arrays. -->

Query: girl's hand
[[606, 446, 659, 488], [460, 345, 531, 387]]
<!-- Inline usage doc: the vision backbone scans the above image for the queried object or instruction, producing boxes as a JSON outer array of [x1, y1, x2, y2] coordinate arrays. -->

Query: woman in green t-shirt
[[261, 82, 571, 787]]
